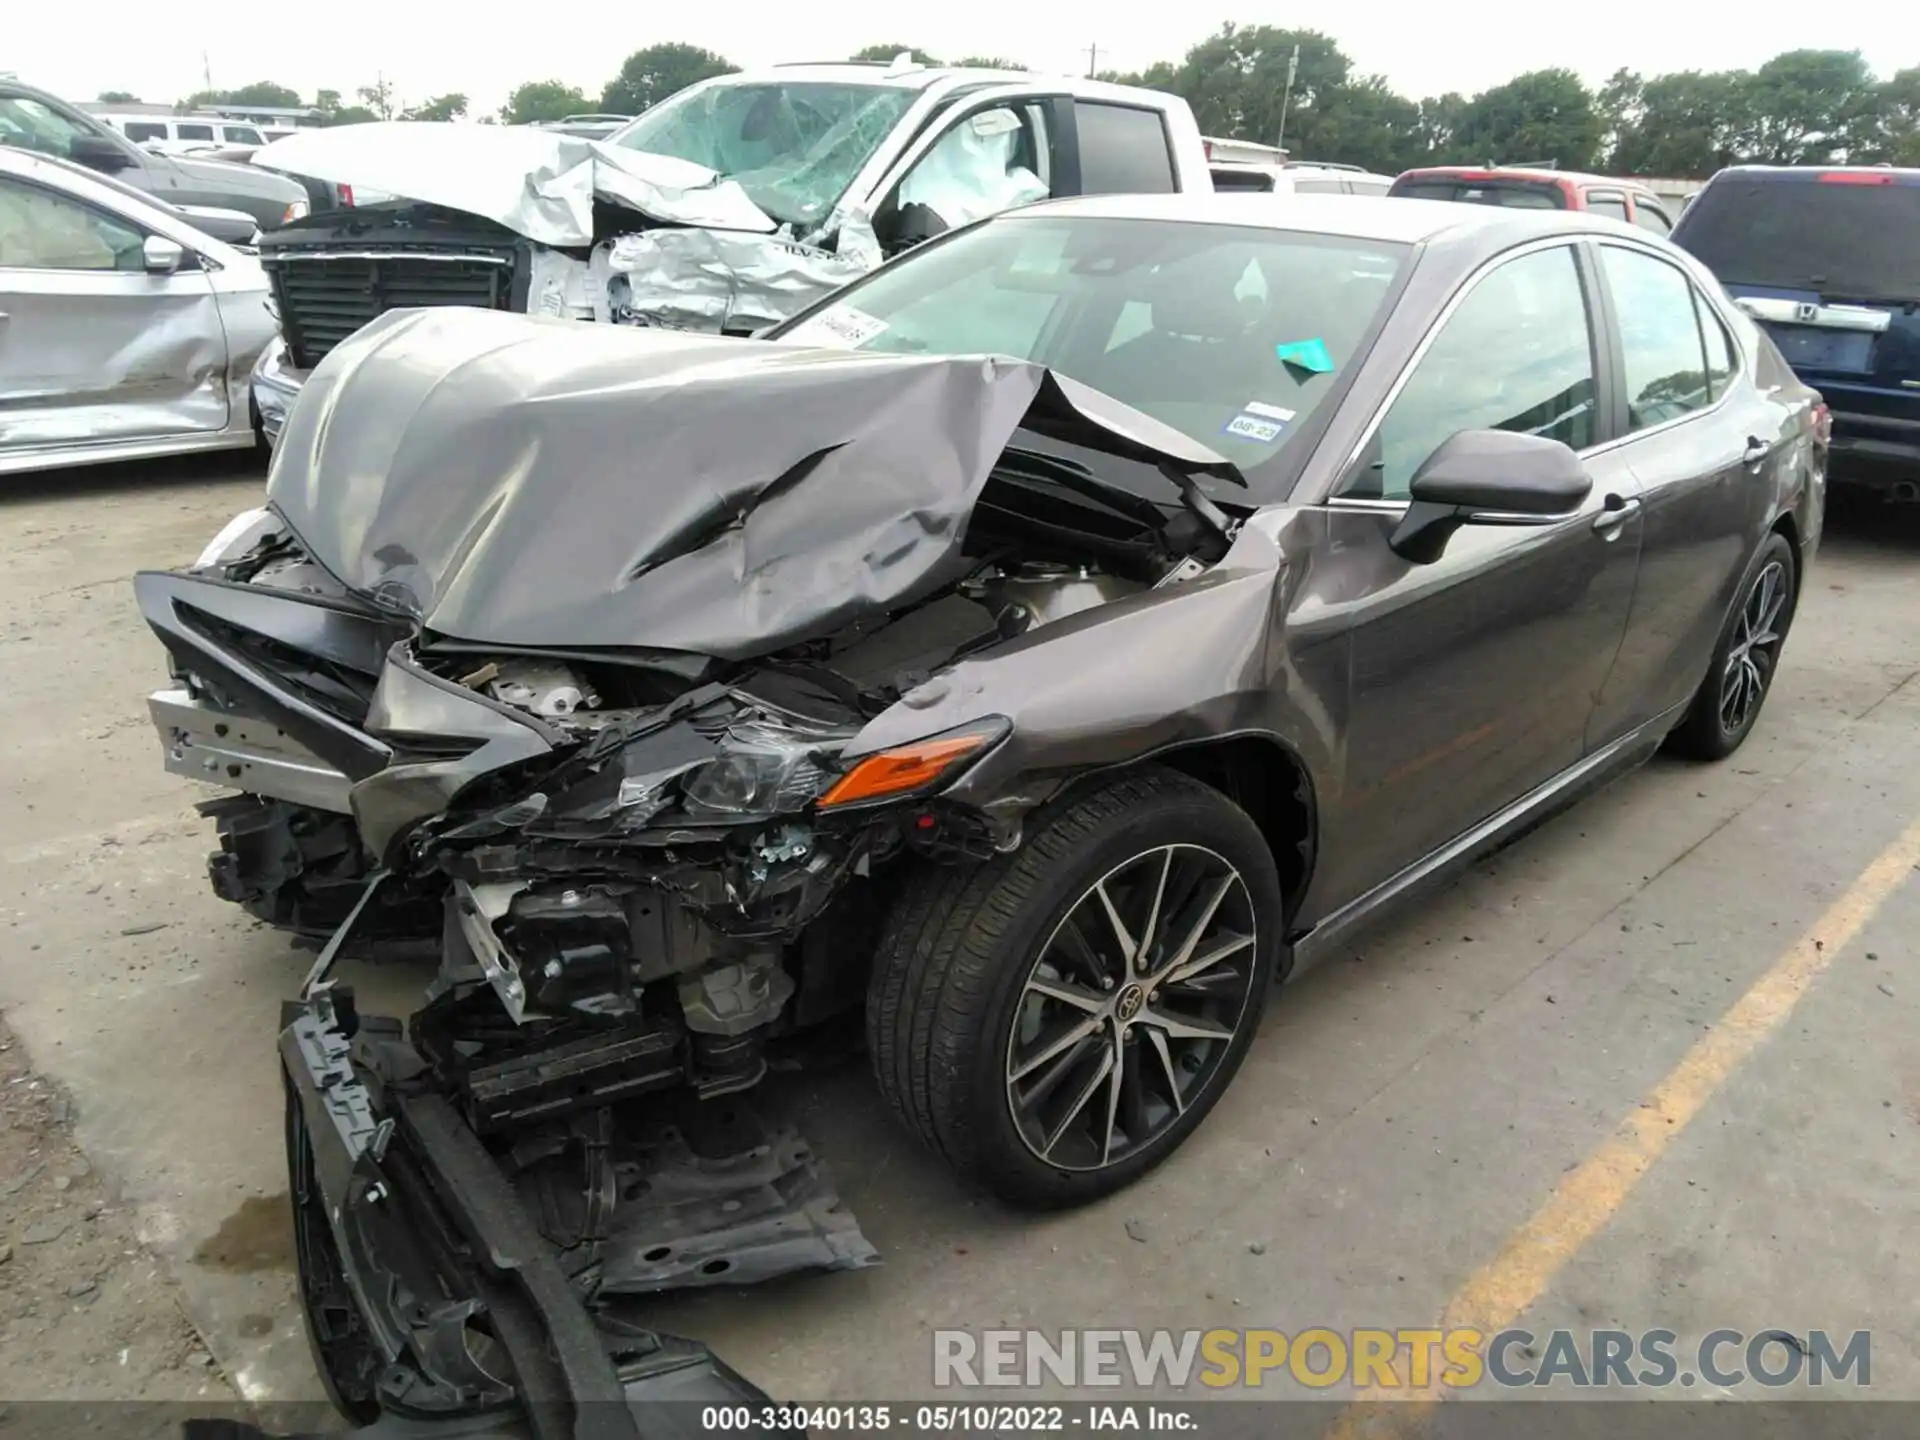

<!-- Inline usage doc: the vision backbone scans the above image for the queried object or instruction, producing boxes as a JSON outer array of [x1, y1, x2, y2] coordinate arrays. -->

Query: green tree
[[1452, 68, 1602, 170], [356, 79, 399, 120], [1305, 77, 1422, 173], [1411, 92, 1470, 163], [97, 90, 140, 104], [182, 81, 303, 112], [1737, 49, 1876, 163], [601, 43, 737, 114], [1165, 24, 1353, 149], [403, 93, 469, 122], [1858, 66, 1920, 164], [1613, 71, 1751, 176], [499, 80, 590, 125], [1595, 68, 1643, 169], [849, 45, 940, 65], [955, 56, 1025, 70], [1096, 63, 1178, 92]]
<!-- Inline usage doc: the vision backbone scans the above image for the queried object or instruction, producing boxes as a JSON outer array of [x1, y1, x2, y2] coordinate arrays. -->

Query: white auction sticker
[[1221, 400, 1296, 444], [789, 304, 889, 349]]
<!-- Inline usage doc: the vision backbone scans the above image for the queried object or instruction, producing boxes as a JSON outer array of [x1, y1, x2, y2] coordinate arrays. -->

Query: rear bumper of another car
[[1826, 405, 1920, 496], [252, 336, 307, 448]]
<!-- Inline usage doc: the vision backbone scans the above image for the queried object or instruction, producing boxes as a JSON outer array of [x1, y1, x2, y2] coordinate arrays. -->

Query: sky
[[5, 0, 1913, 117]]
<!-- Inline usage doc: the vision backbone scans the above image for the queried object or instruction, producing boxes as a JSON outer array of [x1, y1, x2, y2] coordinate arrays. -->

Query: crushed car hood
[[267, 306, 1233, 659], [253, 122, 778, 246]]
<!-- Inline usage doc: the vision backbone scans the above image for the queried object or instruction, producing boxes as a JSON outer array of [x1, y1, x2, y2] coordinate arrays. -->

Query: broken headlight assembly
[[547, 709, 1011, 836]]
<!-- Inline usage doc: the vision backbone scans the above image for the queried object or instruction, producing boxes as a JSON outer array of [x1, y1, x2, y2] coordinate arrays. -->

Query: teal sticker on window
[[1275, 338, 1335, 374]]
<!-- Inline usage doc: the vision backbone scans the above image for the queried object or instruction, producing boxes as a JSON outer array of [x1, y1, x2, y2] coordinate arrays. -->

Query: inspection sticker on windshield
[[788, 304, 889, 350], [1222, 401, 1296, 444]]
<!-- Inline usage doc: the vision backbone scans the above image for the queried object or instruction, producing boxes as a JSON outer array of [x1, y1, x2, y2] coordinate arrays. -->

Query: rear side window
[[1601, 246, 1712, 430], [1293, 177, 1346, 195], [1673, 174, 1920, 300], [1392, 179, 1566, 209], [1585, 193, 1629, 221], [1349, 178, 1391, 196], [1631, 200, 1673, 235], [1073, 103, 1175, 195], [1210, 167, 1274, 193], [123, 121, 167, 142], [1697, 295, 1737, 398], [176, 123, 215, 142]]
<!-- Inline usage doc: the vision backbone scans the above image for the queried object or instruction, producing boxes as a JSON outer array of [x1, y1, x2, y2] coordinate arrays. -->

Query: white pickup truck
[[246, 60, 1213, 441]]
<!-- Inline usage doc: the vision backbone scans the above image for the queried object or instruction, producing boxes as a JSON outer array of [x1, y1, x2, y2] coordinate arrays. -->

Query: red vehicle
[[1389, 166, 1679, 234]]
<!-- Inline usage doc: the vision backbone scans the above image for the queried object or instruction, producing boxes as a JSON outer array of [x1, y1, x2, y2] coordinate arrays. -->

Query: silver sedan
[[0, 145, 276, 475]]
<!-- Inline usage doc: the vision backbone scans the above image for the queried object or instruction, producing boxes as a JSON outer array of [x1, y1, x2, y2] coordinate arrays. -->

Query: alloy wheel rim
[[1005, 844, 1258, 1173], [1719, 559, 1788, 735]]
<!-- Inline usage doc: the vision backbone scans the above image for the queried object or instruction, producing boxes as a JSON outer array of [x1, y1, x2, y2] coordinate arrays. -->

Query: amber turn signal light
[[817, 723, 1006, 809]]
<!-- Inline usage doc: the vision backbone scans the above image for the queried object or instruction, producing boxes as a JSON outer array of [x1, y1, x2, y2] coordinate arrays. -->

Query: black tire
[[866, 767, 1285, 1209], [1666, 530, 1799, 761]]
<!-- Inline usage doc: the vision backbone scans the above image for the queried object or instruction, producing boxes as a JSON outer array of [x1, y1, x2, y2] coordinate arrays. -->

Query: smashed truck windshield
[[613, 80, 920, 228]]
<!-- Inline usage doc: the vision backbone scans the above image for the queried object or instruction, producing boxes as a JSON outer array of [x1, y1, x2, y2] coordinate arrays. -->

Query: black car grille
[[266, 249, 520, 369]]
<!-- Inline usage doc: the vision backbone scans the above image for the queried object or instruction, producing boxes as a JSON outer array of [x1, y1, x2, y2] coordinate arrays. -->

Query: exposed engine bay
[[139, 312, 1252, 1429]]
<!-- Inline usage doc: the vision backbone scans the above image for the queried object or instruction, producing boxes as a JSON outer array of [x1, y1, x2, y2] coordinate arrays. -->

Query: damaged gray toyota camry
[[138, 193, 1824, 1433]]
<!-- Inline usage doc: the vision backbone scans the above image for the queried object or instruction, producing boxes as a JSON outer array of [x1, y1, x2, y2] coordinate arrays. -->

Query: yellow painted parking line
[[1326, 812, 1920, 1439]]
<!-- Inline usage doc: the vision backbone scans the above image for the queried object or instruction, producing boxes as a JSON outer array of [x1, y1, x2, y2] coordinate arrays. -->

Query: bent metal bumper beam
[[278, 989, 787, 1440]]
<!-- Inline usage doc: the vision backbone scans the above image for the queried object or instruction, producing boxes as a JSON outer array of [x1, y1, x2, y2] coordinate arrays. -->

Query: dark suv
[[1673, 166, 1920, 500]]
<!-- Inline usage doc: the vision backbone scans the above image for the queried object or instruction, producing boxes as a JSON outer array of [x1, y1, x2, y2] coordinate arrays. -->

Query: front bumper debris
[[281, 986, 859, 1436], [252, 336, 305, 449], [151, 685, 352, 813]]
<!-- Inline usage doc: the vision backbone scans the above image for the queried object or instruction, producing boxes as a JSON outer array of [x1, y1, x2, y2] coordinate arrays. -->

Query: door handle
[[1743, 436, 1770, 465], [1592, 495, 1641, 535]]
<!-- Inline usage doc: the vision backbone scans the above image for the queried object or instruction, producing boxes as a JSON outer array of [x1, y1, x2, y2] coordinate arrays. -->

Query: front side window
[[223, 126, 264, 145], [1351, 245, 1596, 500], [888, 105, 1050, 244], [176, 123, 215, 142], [1294, 177, 1345, 195], [0, 176, 145, 270], [1074, 103, 1174, 195], [776, 215, 1409, 487], [1602, 245, 1712, 430], [124, 121, 168, 142], [1585, 193, 1629, 222], [612, 80, 920, 227], [0, 94, 103, 161]]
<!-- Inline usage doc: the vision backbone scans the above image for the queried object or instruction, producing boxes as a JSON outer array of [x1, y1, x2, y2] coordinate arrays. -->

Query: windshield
[[1391, 178, 1565, 209], [1673, 174, 1920, 301], [612, 80, 919, 228], [773, 215, 1410, 482]]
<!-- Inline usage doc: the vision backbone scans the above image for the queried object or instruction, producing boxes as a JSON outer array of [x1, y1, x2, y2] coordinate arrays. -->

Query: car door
[[1308, 240, 1643, 908], [1584, 241, 1779, 742], [0, 173, 230, 449]]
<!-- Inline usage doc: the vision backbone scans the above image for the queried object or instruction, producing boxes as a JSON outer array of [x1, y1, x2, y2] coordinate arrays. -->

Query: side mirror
[[69, 132, 135, 174], [143, 235, 187, 274], [1389, 429, 1592, 564]]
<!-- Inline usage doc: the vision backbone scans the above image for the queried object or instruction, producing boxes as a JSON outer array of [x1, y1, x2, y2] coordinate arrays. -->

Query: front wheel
[[1666, 531, 1799, 761], [866, 768, 1285, 1209]]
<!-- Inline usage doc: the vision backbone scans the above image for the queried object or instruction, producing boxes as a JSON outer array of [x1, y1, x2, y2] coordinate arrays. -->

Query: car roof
[[1394, 165, 1650, 191], [704, 62, 1174, 105], [1012, 191, 1625, 247], [1703, 163, 1920, 184]]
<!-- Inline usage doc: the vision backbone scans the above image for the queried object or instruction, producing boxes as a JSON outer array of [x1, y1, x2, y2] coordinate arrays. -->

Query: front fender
[[847, 516, 1336, 827]]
